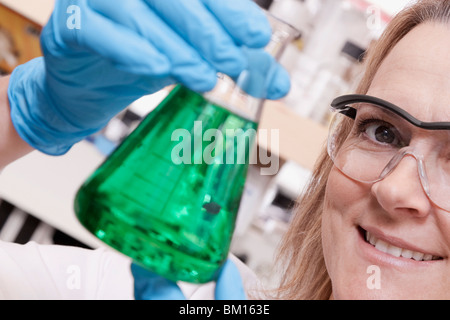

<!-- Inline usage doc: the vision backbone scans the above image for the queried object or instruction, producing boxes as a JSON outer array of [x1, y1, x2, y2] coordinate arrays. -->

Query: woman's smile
[[356, 225, 444, 268]]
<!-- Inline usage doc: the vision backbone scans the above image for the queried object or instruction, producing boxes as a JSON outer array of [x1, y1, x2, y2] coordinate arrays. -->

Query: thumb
[[215, 260, 247, 300], [131, 264, 186, 300]]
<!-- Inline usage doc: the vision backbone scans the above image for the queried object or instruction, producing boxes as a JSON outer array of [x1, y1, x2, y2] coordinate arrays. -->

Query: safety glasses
[[328, 94, 450, 212]]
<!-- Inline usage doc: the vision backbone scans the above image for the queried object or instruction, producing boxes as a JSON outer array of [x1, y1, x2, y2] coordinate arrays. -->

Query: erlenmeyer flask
[[74, 13, 299, 284]]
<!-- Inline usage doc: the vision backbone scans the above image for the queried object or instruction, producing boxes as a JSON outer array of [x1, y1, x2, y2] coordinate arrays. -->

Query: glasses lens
[[328, 97, 450, 212], [426, 152, 450, 211], [328, 101, 450, 212], [328, 102, 411, 183]]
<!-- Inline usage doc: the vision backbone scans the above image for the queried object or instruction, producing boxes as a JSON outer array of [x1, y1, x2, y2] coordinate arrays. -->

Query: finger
[[236, 48, 291, 100], [145, 0, 247, 78], [201, 0, 272, 48], [131, 264, 186, 300], [88, 0, 218, 92], [266, 63, 291, 100], [46, 0, 170, 76], [215, 260, 246, 300]]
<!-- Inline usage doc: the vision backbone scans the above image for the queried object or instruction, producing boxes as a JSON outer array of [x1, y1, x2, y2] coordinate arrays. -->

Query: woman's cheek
[[322, 167, 373, 299]]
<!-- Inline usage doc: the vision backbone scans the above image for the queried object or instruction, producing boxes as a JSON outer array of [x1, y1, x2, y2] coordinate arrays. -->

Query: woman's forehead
[[367, 22, 450, 122]]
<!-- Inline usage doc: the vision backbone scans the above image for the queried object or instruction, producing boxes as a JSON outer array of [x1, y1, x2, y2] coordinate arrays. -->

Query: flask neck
[[203, 73, 264, 123], [203, 12, 300, 123]]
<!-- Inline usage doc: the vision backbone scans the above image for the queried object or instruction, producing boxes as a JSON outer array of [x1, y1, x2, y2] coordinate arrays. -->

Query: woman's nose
[[371, 154, 432, 218]]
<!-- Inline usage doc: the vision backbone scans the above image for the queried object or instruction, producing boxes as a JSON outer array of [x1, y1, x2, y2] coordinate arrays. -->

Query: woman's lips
[[357, 226, 444, 267]]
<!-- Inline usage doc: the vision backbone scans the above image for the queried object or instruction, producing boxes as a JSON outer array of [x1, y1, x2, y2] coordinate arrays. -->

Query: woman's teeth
[[365, 231, 441, 261]]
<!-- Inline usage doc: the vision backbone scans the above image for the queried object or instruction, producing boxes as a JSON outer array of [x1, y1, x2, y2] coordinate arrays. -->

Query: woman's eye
[[365, 123, 400, 145]]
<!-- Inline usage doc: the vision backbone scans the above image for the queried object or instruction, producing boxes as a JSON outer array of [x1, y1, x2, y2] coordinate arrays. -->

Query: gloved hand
[[7, 0, 291, 156], [131, 259, 246, 300]]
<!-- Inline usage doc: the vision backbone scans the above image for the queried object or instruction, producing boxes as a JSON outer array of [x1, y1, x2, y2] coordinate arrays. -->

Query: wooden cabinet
[[0, 0, 53, 73], [0, 4, 41, 74]]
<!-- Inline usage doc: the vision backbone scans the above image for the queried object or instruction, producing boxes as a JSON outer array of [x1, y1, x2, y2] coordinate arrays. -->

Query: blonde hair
[[272, 0, 450, 300]]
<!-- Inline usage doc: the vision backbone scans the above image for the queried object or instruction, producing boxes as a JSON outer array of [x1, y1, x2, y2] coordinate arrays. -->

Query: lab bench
[[0, 141, 109, 249]]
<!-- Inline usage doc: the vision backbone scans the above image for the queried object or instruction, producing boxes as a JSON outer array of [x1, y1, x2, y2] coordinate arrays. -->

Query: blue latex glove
[[131, 260, 246, 300], [7, 0, 291, 156]]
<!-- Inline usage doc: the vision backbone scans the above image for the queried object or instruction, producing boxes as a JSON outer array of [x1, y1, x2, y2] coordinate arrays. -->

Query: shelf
[[259, 100, 328, 171]]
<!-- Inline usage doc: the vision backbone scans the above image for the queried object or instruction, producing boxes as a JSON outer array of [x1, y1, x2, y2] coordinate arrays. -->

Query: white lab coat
[[0, 240, 261, 299]]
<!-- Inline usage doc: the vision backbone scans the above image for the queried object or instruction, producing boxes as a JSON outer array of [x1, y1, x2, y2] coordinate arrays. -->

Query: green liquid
[[74, 85, 257, 283]]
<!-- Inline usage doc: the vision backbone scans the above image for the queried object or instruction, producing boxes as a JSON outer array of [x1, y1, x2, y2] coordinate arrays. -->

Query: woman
[[274, 0, 450, 299]]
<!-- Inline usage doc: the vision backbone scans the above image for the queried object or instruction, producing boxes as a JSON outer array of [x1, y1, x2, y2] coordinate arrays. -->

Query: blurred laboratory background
[[0, 0, 413, 288]]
